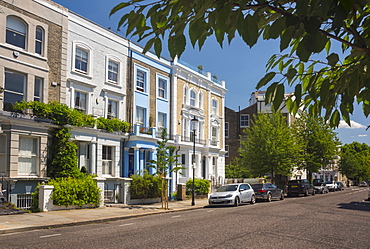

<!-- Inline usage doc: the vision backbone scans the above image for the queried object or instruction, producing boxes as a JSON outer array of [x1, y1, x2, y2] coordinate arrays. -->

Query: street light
[[191, 116, 198, 206]]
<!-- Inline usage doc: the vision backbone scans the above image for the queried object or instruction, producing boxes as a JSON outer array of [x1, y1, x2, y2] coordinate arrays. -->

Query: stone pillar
[[90, 141, 97, 175], [39, 185, 54, 212], [94, 177, 106, 207], [118, 178, 132, 204]]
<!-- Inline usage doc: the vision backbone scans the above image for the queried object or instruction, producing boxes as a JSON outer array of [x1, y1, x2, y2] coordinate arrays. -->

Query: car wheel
[[266, 193, 272, 202], [234, 196, 239, 207], [280, 192, 284, 200], [250, 195, 256, 204], [304, 189, 309, 196], [312, 189, 316, 196]]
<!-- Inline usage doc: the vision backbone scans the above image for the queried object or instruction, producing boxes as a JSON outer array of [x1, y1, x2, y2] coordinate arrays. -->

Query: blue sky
[[53, 0, 370, 145]]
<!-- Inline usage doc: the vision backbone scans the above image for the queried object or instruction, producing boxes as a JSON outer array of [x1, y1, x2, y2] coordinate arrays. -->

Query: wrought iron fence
[[16, 194, 32, 210]]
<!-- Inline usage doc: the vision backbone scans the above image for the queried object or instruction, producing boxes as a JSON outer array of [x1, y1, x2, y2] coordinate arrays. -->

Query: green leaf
[[269, 17, 286, 39], [320, 79, 331, 99], [242, 14, 259, 47], [330, 110, 340, 127], [296, 39, 311, 62], [110, 2, 132, 17], [304, 17, 321, 35], [154, 38, 162, 58], [266, 82, 278, 104], [286, 68, 297, 79], [257, 72, 276, 89], [143, 37, 156, 54], [273, 84, 285, 111], [326, 53, 340, 67]]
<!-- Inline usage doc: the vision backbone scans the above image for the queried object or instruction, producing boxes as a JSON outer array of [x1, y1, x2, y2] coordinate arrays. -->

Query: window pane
[[225, 122, 229, 137], [108, 60, 118, 82], [190, 91, 196, 106], [136, 107, 145, 126], [34, 78, 43, 102], [35, 27, 43, 55], [108, 99, 117, 118], [158, 113, 166, 128], [5, 71, 25, 93], [136, 70, 145, 91], [75, 91, 86, 112], [75, 48, 88, 72], [158, 78, 166, 98]]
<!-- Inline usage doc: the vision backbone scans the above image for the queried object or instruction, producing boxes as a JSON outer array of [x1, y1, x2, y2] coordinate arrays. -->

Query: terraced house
[[0, 0, 68, 205], [0, 0, 227, 206]]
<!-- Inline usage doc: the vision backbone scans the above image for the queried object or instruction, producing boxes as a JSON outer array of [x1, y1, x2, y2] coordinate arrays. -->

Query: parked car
[[313, 182, 329, 194], [251, 183, 284, 202], [336, 182, 345, 191], [0, 192, 6, 203], [324, 181, 338, 191], [359, 181, 368, 187], [208, 183, 256, 206], [287, 179, 316, 197]]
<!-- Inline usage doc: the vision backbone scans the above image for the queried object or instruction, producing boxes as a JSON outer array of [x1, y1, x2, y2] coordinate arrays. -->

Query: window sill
[[71, 70, 92, 79], [105, 81, 121, 88], [0, 43, 48, 61]]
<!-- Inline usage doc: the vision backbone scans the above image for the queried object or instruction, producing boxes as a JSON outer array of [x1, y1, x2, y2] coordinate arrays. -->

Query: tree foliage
[[292, 113, 341, 182], [148, 128, 183, 209], [111, 0, 370, 126], [239, 112, 301, 183], [339, 142, 370, 181]]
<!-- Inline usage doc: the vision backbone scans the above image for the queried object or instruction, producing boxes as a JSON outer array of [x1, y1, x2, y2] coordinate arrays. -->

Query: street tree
[[111, 0, 370, 127], [292, 114, 341, 182], [225, 157, 252, 179], [340, 142, 370, 182], [148, 128, 183, 209], [239, 112, 301, 183]]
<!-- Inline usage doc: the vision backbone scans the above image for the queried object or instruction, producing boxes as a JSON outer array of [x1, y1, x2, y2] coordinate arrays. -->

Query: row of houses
[[0, 0, 227, 205]]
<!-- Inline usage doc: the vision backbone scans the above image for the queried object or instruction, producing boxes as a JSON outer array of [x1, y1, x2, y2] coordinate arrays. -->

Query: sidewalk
[[0, 199, 209, 235]]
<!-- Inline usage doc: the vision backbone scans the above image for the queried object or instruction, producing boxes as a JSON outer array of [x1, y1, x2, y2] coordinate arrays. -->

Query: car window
[[271, 184, 277, 188], [217, 185, 238, 192], [251, 184, 263, 189]]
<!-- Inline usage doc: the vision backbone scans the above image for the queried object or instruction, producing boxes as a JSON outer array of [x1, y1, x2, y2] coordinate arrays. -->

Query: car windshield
[[289, 180, 307, 183], [217, 185, 238, 192], [313, 182, 323, 186], [251, 184, 263, 190], [324, 181, 333, 184]]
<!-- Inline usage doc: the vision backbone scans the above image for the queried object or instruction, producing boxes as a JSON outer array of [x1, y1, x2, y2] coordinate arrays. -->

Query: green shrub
[[30, 184, 40, 213], [186, 179, 210, 195], [48, 175, 101, 207], [130, 173, 162, 199]]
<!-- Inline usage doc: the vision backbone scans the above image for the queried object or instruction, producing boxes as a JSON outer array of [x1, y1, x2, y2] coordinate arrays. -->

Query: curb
[[0, 205, 205, 235]]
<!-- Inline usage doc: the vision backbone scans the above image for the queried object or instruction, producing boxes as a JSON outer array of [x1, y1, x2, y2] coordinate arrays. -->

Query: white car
[[324, 181, 338, 192], [208, 183, 256, 206]]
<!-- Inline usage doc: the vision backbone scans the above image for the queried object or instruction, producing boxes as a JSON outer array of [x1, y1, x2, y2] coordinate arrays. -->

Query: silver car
[[208, 183, 256, 206]]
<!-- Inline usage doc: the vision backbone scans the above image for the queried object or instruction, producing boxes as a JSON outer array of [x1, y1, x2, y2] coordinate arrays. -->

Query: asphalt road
[[0, 187, 369, 249]]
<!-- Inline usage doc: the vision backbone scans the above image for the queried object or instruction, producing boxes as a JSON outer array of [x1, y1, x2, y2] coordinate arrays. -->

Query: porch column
[[90, 140, 97, 175]]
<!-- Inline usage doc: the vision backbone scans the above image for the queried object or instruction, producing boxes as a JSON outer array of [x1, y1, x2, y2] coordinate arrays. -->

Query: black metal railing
[[181, 136, 206, 145]]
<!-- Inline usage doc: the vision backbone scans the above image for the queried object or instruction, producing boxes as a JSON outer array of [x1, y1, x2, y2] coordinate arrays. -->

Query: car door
[[239, 184, 248, 202], [269, 184, 280, 198]]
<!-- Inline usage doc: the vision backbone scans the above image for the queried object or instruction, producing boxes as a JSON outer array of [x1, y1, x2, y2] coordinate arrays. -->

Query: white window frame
[[18, 136, 38, 176], [240, 114, 250, 127], [74, 90, 87, 114], [157, 112, 167, 130], [136, 107, 146, 128], [199, 91, 203, 109], [35, 26, 44, 55], [157, 75, 168, 99], [107, 99, 118, 119], [211, 126, 218, 143], [183, 85, 188, 105], [6, 16, 27, 50], [135, 65, 149, 93], [102, 145, 114, 175], [4, 70, 26, 111], [212, 99, 218, 115], [34, 77, 43, 102], [190, 89, 196, 107], [225, 145, 229, 157], [106, 56, 120, 84], [72, 42, 92, 76]]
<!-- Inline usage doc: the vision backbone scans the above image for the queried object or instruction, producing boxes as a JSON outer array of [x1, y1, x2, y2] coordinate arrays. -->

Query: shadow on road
[[337, 201, 370, 212]]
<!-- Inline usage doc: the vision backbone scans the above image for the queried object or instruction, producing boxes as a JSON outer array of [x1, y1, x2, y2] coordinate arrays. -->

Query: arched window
[[6, 16, 27, 49], [35, 26, 44, 55], [190, 90, 196, 106]]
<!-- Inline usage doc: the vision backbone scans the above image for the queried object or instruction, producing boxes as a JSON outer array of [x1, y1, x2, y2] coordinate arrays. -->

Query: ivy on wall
[[14, 101, 130, 178]]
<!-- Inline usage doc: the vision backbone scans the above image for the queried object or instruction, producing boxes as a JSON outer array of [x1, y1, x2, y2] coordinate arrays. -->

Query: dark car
[[336, 182, 345, 191], [251, 183, 284, 202], [287, 179, 316, 197]]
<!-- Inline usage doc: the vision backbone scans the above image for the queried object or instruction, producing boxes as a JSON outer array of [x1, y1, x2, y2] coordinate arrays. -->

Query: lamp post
[[191, 116, 198, 206]]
